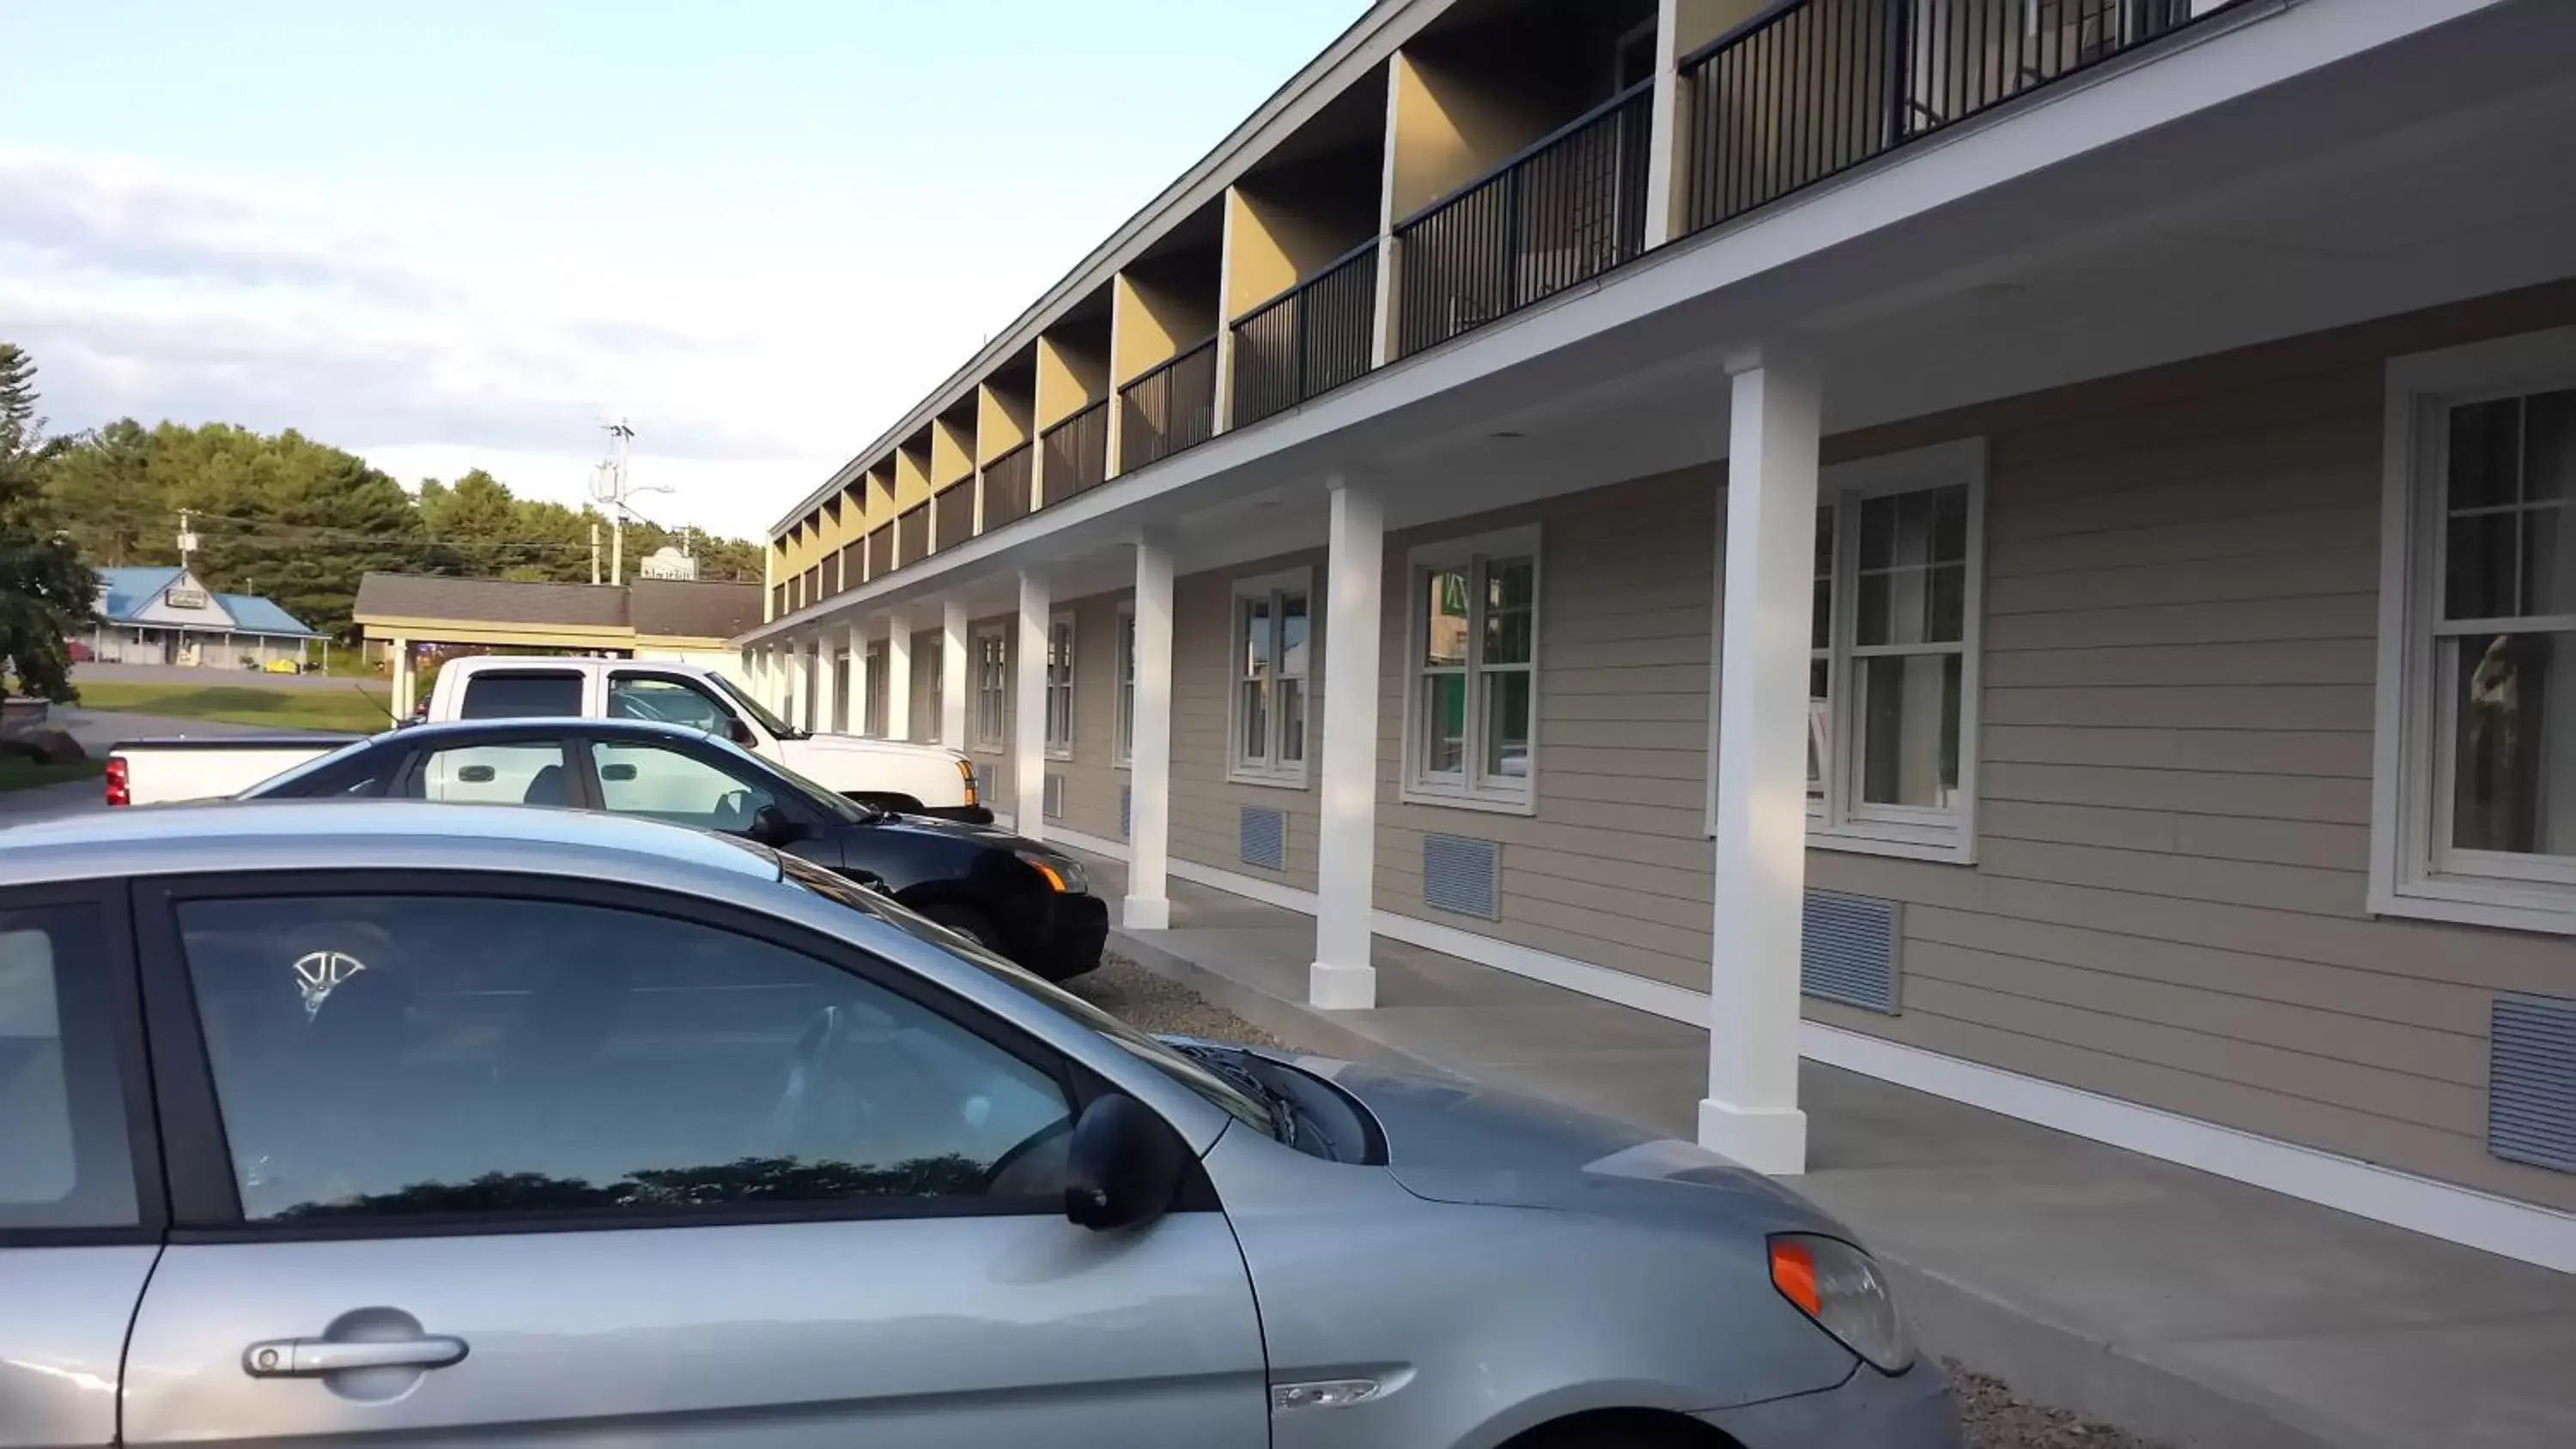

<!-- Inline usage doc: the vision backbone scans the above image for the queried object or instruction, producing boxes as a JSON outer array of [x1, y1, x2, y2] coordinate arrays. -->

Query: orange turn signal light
[[1770, 1238, 1820, 1316]]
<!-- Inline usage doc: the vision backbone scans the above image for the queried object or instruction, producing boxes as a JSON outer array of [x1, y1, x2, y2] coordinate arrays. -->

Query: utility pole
[[587, 417, 667, 588], [176, 510, 198, 571], [590, 518, 602, 585]]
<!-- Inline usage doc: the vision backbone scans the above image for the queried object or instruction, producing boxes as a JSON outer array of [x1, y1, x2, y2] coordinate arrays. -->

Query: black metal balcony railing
[[1040, 401, 1109, 505], [981, 441, 1034, 529], [866, 524, 893, 580], [933, 481, 973, 551], [1118, 337, 1218, 474], [1230, 241, 1380, 430], [1684, 0, 2204, 235], [1394, 82, 1653, 360]]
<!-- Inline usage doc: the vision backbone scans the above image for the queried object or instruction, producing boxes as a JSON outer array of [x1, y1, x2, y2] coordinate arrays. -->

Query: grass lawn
[[72, 681, 398, 734], [0, 756, 106, 793]]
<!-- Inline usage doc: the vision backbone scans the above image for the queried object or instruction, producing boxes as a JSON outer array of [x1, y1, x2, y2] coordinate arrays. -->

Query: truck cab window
[[459, 672, 585, 720], [610, 676, 731, 735]]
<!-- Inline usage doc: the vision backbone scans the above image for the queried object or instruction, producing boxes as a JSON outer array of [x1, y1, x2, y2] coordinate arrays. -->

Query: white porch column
[[1125, 524, 1177, 930], [883, 615, 913, 743], [1704, 357, 1822, 1177], [816, 635, 839, 733], [845, 622, 870, 736], [940, 598, 970, 751], [786, 641, 810, 731], [1644, 0, 1686, 247], [1012, 571, 1050, 837], [1309, 476, 1383, 1009]]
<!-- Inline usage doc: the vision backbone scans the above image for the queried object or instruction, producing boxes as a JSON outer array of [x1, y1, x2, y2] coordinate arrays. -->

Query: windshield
[[775, 855, 1278, 1137], [705, 670, 807, 740]]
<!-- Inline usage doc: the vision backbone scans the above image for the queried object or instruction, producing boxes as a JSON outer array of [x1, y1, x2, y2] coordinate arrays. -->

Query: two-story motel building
[[733, 0, 2576, 1270]]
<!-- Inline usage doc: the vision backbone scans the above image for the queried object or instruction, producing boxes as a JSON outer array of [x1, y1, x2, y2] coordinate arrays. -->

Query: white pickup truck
[[107, 657, 987, 820]]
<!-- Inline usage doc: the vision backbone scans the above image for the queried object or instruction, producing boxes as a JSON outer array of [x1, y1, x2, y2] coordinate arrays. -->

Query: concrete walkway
[[1072, 855, 2576, 1449]]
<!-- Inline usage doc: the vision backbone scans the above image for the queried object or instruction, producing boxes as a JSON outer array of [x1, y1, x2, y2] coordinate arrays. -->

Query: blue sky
[[0, 1, 1370, 539]]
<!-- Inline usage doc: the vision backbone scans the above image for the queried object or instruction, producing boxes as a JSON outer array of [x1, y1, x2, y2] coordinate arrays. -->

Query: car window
[[777, 857, 1277, 1139], [0, 904, 137, 1229], [608, 676, 730, 734], [459, 671, 584, 720], [405, 742, 573, 806], [243, 738, 393, 798], [591, 740, 776, 833], [175, 894, 1074, 1223]]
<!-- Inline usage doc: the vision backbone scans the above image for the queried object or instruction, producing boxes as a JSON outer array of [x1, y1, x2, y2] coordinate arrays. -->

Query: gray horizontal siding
[[1170, 550, 1324, 889], [1041, 591, 1129, 844], [1371, 470, 1722, 991]]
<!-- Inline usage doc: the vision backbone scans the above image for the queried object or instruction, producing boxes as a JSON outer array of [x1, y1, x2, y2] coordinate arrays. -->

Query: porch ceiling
[[762, 0, 2576, 629]]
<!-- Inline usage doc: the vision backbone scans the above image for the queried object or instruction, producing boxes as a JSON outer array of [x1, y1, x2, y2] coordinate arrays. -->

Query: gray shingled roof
[[354, 573, 630, 627], [352, 572, 761, 641], [630, 579, 762, 640]]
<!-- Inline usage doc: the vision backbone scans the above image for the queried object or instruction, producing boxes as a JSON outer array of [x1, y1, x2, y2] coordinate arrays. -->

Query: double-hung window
[[972, 626, 1008, 752], [1044, 615, 1076, 759], [1741, 442, 1983, 860], [1404, 529, 1540, 811], [2376, 330, 2576, 934], [863, 641, 888, 737], [1114, 607, 1137, 767], [1229, 570, 1310, 786]]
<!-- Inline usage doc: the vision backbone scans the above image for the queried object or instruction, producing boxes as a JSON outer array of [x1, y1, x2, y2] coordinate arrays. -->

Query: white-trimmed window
[[972, 625, 1008, 753], [2376, 329, 2576, 935], [1229, 569, 1310, 786], [1403, 527, 1540, 812], [1715, 442, 1984, 860], [863, 641, 888, 737], [1114, 605, 1136, 767], [1044, 614, 1076, 759]]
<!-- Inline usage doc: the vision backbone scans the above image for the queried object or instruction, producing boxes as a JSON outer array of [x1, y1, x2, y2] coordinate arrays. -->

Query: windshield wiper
[[1173, 1044, 1300, 1148]]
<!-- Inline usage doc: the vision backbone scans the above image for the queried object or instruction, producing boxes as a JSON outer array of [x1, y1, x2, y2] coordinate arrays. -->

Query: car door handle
[[242, 1336, 469, 1377]]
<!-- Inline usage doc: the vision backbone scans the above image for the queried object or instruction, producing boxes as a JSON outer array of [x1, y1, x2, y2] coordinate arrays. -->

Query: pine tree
[[0, 343, 98, 701]]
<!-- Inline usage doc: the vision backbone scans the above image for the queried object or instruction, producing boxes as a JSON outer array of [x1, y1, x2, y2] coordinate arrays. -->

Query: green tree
[[418, 468, 521, 576], [40, 417, 161, 567], [0, 343, 98, 701]]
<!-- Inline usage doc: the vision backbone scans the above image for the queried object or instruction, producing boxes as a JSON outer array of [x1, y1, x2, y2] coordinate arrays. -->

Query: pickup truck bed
[[108, 735, 361, 806]]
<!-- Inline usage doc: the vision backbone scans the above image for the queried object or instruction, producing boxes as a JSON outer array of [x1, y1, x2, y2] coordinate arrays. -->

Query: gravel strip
[[1071, 955, 2172, 1449], [1950, 1362, 2170, 1449], [1067, 954, 1282, 1049]]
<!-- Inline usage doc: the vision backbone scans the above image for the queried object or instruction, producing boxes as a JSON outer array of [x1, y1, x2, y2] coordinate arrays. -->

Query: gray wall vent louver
[[1801, 890, 1901, 1014]]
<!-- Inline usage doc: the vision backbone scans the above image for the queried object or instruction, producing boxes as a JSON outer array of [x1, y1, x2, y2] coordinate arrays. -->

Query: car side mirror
[[721, 716, 756, 745], [1063, 1094, 1185, 1231], [749, 803, 808, 846]]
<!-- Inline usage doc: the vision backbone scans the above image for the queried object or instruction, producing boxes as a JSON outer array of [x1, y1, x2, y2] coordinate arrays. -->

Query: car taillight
[[957, 758, 979, 806], [104, 756, 130, 807]]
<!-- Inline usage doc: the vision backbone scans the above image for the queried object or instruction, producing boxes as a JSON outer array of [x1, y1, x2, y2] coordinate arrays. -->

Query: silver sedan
[[0, 802, 1956, 1449]]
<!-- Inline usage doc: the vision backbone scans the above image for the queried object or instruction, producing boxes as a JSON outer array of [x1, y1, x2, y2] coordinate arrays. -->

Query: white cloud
[[0, 145, 827, 539]]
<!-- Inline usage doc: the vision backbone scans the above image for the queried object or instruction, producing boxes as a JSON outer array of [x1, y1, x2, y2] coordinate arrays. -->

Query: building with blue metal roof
[[86, 566, 324, 670]]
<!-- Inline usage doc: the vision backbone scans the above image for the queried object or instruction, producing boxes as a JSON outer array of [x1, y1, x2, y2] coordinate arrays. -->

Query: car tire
[[917, 905, 999, 952]]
